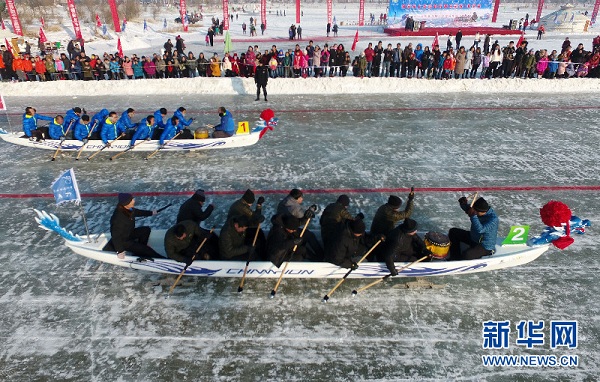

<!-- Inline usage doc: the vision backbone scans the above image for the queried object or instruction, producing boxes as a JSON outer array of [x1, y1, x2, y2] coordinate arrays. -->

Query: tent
[[538, 5, 591, 33]]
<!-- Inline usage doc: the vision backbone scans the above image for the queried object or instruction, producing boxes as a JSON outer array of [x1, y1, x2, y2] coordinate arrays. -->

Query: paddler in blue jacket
[[174, 106, 194, 139], [159, 116, 180, 145], [100, 111, 124, 145], [116, 108, 137, 138], [129, 116, 156, 146], [448, 197, 499, 260], [22, 106, 53, 141], [74, 114, 98, 141], [63, 107, 83, 133], [48, 115, 68, 140], [153, 108, 168, 139], [91, 109, 109, 131], [212, 106, 235, 138]]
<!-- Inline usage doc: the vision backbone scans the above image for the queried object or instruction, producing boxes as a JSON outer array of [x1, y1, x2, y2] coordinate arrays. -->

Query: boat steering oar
[[351, 254, 430, 297], [238, 222, 261, 293], [270, 218, 311, 298], [109, 138, 147, 160], [50, 120, 75, 161], [145, 131, 182, 160], [75, 121, 99, 160], [322, 238, 383, 302], [168, 227, 215, 295], [87, 134, 125, 161]]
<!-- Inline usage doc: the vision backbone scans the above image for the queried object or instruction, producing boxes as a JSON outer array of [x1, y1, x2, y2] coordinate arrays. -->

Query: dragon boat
[[34, 209, 562, 279]]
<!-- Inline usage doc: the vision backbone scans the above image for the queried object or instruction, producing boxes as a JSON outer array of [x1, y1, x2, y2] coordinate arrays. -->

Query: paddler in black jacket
[[164, 220, 212, 264], [382, 219, 431, 274], [325, 219, 382, 269], [267, 214, 309, 267], [227, 189, 267, 260], [319, 194, 363, 249], [105, 193, 163, 259]]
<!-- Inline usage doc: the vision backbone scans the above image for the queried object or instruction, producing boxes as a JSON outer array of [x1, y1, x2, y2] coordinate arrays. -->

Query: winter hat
[[388, 195, 402, 208], [349, 219, 366, 234], [282, 215, 300, 231], [290, 188, 303, 200], [242, 189, 255, 204], [118, 193, 133, 205], [192, 189, 206, 202], [337, 194, 350, 207], [473, 198, 490, 213], [400, 218, 418, 233]]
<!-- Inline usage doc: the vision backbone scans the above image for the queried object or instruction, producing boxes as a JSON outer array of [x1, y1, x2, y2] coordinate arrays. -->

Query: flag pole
[[79, 202, 91, 242]]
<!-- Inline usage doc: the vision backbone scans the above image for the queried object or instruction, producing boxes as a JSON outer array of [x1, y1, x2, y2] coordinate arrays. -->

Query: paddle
[[168, 227, 215, 295], [351, 254, 430, 297], [270, 218, 311, 298], [50, 120, 75, 161], [237, 222, 262, 293], [145, 131, 182, 160], [157, 203, 172, 213], [109, 138, 147, 160], [86, 133, 125, 161], [75, 121, 99, 160], [322, 238, 383, 302]]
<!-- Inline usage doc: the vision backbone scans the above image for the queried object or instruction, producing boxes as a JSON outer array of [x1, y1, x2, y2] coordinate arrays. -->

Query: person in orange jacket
[[22, 56, 34, 80], [34, 56, 46, 81], [12, 53, 25, 81]]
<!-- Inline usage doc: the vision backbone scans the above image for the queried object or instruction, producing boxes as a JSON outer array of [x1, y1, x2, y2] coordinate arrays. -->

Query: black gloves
[[248, 246, 256, 258], [82, 138, 88, 144], [304, 209, 315, 219], [467, 207, 477, 217], [258, 215, 266, 223], [355, 212, 365, 220], [257, 196, 265, 205], [350, 262, 359, 270], [379, 234, 386, 242], [309, 204, 317, 211], [82, 108, 87, 115], [185, 256, 194, 267], [458, 196, 468, 205], [60, 136, 66, 142], [408, 191, 415, 200], [293, 238, 303, 246], [390, 269, 399, 277]]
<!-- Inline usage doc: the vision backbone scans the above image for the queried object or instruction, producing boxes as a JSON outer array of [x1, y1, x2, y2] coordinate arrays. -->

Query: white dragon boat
[[0, 124, 270, 152], [35, 209, 551, 279]]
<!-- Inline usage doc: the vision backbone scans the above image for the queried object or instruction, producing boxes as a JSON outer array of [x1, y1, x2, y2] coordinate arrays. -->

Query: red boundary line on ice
[[2, 185, 599, 199]]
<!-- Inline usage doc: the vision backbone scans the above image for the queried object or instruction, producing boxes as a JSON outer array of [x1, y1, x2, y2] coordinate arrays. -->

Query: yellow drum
[[424, 232, 451, 260], [195, 127, 209, 139]]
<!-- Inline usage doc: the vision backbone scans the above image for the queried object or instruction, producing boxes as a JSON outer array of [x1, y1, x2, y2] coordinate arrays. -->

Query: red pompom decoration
[[540, 200, 571, 227], [260, 109, 275, 122]]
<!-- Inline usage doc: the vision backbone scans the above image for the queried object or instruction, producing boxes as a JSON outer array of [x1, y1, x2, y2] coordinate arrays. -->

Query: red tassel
[[540, 200, 571, 227], [553, 236, 574, 250]]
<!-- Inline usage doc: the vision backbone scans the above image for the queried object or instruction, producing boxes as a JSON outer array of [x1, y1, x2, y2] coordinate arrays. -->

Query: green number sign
[[502, 225, 530, 246]]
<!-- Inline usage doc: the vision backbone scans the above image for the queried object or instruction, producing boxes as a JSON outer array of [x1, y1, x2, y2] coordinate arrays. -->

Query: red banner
[[351, 30, 359, 51], [40, 17, 45, 28], [261, 0, 266, 29], [66, 0, 83, 40], [536, 0, 545, 23], [5, 0, 23, 36], [592, 0, 600, 25], [108, 0, 121, 32], [296, 0, 301, 24], [95, 14, 102, 28], [358, 0, 364, 26], [491, 0, 501, 22], [179, 0, 188, 32], [39, 27, 47, 44], [327, 0, 332, 25], [223, 0, 229, 30]]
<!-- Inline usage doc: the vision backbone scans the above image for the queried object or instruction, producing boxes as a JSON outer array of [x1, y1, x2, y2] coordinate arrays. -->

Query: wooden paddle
[[351, 254, 430, 296], [50, 120, 75, 161], [86, 134, 125, 161], [75, 121, 98, 160], [322, 238, 383, 302], [168, 227, 215, 295], [237, 222, 261, 293], [270, 218, 311, 298], [145, 131, 182, 160], [109, 138, 147, 160]]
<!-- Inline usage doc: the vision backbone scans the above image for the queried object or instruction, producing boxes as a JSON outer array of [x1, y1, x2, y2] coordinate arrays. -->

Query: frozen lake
[[0, 92, 598, 381]]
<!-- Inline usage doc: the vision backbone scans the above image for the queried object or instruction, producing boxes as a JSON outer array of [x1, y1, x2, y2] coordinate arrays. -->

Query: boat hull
[[0, 130, 263, 152], [64, 230, 549, 279]]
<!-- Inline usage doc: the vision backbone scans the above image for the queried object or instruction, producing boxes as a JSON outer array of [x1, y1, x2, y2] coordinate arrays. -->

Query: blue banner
[[51, 169, 81, 205], [388, 0, 493, 27]]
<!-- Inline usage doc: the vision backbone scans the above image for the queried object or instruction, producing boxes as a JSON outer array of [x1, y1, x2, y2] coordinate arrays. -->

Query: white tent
[[538, 5, 591, 33]]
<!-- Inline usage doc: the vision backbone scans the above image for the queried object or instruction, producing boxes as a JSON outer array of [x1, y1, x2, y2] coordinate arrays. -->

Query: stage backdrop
[[388, 0, 493, 28]]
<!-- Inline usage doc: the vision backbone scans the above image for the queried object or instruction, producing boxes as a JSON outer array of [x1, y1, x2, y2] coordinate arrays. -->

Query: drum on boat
[[424, 232, 450, 260], [195, 127, 209, 139]]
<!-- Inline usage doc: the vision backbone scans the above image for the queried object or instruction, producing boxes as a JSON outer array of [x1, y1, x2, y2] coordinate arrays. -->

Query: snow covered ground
[[0, 3, 599, 382]]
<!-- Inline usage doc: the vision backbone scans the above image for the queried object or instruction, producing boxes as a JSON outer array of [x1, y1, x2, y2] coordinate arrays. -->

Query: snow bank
[[1, 77, 600, 97]]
